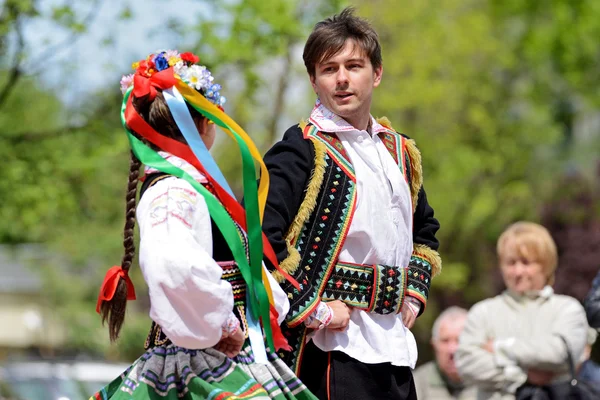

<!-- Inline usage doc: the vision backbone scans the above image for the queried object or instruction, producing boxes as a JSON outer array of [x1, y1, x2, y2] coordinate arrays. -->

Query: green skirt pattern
[[90, 343, 316, 400]]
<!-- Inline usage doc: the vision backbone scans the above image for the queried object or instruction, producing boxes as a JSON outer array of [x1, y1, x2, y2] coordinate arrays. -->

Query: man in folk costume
[[262, 8, 441, 400]]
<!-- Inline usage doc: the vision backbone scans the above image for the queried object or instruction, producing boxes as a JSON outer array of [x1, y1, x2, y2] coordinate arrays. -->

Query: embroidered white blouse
[[136, 152, 290, 349], [308, 101, 418, 368]]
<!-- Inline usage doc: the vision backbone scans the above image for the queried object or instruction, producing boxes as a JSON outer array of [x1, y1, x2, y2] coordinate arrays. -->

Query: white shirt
[[137, 152, 290, 349], [308, 101, 417, 367]]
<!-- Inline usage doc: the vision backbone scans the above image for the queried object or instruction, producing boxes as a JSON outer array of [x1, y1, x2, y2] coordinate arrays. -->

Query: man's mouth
[[335, 92, 353, 99]]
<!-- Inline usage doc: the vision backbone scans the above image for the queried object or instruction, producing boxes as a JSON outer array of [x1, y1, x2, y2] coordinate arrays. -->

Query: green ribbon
[[120, 89, 275, 350]]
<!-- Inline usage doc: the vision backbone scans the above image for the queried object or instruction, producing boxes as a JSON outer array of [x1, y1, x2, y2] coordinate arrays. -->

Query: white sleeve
[[264, 264, 290, 325], [137, 177, 234, 349]]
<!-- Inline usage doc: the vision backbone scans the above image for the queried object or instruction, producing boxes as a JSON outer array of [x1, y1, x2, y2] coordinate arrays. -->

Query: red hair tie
[[95, 265, 137, 313]]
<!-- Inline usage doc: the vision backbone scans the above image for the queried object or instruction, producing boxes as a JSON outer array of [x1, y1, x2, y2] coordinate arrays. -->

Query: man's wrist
[[304, 301, 334, 329]]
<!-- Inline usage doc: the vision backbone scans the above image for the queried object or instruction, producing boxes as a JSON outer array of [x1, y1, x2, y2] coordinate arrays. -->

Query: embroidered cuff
[[304, 301, 333, 330], [222, 312, 240, 335], [322, 262, 407, 315], [407, 256, 432, 312]]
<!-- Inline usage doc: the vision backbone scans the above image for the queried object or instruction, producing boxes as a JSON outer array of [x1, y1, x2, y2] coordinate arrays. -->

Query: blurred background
[[1, 0, 599, 398]]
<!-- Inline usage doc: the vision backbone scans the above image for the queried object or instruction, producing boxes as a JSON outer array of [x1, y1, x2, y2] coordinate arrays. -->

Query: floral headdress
[[119, 49, 226, 108]]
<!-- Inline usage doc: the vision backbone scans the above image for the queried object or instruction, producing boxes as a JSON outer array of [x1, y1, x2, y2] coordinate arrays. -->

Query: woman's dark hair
[[303, 7, 382, 77], [100, 91, 205, 341]]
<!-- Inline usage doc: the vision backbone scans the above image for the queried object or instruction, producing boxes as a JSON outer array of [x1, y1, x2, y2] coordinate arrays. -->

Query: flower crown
[[119, 50, 226, 108]]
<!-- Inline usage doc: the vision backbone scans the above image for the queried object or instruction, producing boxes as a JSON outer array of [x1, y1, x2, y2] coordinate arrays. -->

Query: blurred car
[[0, 361, 80, 400], [0, 360, 130, 400], [69, 361, 130, 396]]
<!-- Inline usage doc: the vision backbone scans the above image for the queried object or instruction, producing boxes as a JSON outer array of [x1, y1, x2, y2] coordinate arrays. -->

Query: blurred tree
[[0, 0, 155, 361], [543, 167, 600, 302], [189, 0, 345, 190], [357, 0, 600, 363], [3, 0, 599, 365], [0, 0, 103, 110]]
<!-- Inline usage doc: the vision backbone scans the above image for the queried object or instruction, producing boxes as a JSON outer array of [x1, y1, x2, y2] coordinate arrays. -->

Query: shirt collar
[[308, 98, 390, 135], [506, 285, 555, 301], [144, 151, 208, 183]]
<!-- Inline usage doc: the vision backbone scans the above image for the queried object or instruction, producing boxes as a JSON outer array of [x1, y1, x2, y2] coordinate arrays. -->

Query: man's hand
[[401, 302, 417, 329], [482, 339, 495, 353], [326, 300, 351, 331], [215, 327, 244, 358]]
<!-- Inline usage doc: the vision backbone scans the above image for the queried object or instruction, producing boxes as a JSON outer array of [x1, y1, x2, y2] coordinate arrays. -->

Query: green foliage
[[358, 0, 600, 363], [1, 0, 598, 365]]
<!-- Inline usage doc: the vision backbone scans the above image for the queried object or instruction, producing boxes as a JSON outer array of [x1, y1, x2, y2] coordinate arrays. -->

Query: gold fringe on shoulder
[[404, 138, 423, 212], [272, 139, 328, 283], [414, 243, 442, 277], [298, 119, 309, 130], [375, 116, 393, 129]]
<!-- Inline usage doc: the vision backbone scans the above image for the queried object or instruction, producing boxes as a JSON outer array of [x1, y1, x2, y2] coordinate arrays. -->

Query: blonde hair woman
[[455, 222, 588, 400]]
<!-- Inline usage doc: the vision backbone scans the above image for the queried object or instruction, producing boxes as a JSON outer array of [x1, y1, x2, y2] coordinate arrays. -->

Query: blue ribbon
[[163, 87, 235, 198]]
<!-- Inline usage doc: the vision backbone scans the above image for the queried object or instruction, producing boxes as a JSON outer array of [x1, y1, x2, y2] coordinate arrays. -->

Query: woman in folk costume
[[92, 50, 316, 400]]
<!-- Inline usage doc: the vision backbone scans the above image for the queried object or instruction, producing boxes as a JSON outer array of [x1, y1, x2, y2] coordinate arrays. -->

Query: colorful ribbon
[[120, 87, 289, 351], [163, 87, 235, 198]]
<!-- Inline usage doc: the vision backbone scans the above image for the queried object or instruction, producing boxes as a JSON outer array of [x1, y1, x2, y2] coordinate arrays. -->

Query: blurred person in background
[[584, 269, 600, 329], [577, 328, 600, 393], [413, 306, 476, 399], [455, 222, 588, 400]]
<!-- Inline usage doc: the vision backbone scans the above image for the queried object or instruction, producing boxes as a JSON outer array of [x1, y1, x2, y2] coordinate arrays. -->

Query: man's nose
[[336, 67, 349, 85], [514, 262, 525, 274]]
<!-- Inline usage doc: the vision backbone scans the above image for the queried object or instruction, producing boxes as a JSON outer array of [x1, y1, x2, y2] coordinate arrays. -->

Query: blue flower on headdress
[[154, 55, 169, 72]]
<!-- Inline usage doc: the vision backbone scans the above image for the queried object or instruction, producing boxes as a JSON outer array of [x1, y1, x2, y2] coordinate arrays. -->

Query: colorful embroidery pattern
[[321, 262, 407, 315], [148, 186, 199, 228], [303, 125, 355, 181], [92, 344, 313, 400], [407, 254, 432, 308], [280, 153, 357, 328]]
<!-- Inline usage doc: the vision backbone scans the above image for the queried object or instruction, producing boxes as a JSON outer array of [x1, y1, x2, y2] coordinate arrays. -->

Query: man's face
[[432, 316, 466, 383], [310, 39, 382, 129]]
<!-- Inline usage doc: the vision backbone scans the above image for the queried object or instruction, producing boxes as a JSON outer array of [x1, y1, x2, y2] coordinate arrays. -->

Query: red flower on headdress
[[181, 52, 199, 64], [136, 59, 158, 77]]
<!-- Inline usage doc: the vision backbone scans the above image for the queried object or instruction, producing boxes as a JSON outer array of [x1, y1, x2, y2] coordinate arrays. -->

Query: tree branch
[[265, 40, 294, 147], [4, 124, 88, 143], [27, 0, 102, 74], [0, 5, 24, 110]]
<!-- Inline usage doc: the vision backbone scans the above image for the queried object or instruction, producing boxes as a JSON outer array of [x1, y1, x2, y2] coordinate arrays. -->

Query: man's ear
[[309, 74, 318, 94], [373, 65, 383, 88]]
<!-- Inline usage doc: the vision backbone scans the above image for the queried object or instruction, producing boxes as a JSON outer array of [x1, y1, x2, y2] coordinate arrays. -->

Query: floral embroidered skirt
[[90, 344, 316, 400]]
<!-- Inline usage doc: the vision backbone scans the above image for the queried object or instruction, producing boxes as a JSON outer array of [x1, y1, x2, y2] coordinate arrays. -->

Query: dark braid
[[101, 150, 141, 341]]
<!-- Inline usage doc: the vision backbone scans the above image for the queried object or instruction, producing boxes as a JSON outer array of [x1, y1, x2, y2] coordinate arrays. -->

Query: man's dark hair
[[303, 7, 382, 77]]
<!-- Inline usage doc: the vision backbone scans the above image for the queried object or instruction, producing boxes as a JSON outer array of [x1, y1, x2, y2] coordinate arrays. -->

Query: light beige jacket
[[455, 287, 587, 400], [414, 361, 478, 400]]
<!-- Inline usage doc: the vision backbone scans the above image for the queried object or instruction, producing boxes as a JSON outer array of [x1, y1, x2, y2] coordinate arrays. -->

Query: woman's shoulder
[[549, 292, 585, 311]]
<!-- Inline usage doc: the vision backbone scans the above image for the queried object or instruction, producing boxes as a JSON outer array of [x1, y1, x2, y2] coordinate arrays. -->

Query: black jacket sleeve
[[584, 270, 600, 329], [412, 186, 440, 251], [262, 125, 315, 264]]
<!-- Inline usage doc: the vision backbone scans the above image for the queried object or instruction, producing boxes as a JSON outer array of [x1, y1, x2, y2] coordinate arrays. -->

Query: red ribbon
[[132, 68, 177, 100], [124, 97, 300, 290], [269, 305, 291, 351], [95, 265, 137, 313]]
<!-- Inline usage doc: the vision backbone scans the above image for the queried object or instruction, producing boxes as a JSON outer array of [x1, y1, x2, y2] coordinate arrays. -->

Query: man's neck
[[346, 114, 372, 133]]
